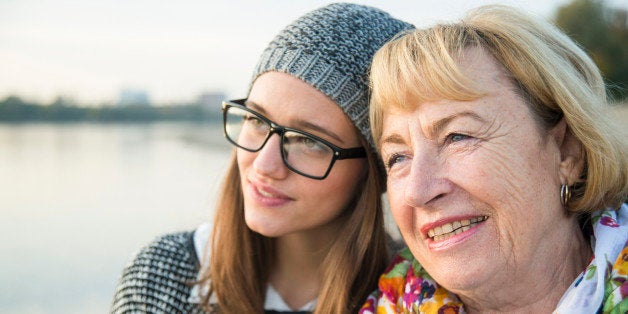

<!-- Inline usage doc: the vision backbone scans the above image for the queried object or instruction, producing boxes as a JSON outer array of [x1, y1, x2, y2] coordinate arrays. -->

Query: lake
[[0, 122, 232, 313]]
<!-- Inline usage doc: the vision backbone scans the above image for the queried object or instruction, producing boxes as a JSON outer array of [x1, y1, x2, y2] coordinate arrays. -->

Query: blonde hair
[[201, 133, 388, 313], [370, 5, 627, 213]]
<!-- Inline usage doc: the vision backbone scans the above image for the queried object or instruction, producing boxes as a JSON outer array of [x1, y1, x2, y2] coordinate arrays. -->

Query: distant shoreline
[[2, 102, 625, 137], [0, 96, 223, 123]]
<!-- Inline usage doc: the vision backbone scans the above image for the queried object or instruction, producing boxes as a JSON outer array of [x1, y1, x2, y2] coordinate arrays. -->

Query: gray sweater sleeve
[[110, 231, 208, 314]]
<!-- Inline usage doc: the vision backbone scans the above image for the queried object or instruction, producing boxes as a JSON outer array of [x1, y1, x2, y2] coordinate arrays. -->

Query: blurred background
[[1, 0, 626, 313]]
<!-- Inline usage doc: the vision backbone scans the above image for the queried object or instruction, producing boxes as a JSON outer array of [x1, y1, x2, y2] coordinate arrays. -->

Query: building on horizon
[[117, 89, 151, 106]]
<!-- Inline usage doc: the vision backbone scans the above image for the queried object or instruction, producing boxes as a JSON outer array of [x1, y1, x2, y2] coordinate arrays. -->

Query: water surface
[[0, 122, 231, 313]]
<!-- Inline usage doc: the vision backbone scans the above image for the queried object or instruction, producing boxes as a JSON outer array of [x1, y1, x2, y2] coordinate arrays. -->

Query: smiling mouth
[[256, 186, 277, 198], [252, 184, 291, 200], [427, 216, 488, 242]]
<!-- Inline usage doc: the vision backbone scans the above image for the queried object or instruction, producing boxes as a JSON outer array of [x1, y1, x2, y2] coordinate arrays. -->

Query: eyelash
[[385, 153, 407, 170], [385, 133, 473, 170], [445, 133, 470, 144]]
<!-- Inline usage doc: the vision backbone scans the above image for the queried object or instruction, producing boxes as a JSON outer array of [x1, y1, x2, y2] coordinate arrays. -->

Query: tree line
[[0, 96, 223, 123], [1, 0, 625, 123], [555, 0, 627, 101]]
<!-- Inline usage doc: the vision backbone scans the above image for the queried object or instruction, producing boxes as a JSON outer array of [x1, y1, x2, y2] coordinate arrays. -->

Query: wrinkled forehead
[[401, 48, 512, 105], [369, 30, 526, 149], [370, 40, 488, 146], [376, 50, 500, 109]]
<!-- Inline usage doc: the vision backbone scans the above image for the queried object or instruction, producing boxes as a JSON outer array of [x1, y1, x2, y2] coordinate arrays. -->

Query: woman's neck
[[460, 219, 593, 313], [268, 226, 340, 310]]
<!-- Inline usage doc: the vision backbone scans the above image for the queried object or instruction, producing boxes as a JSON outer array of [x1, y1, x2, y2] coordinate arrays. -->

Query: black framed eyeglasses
[[222, 99, 366, 180]]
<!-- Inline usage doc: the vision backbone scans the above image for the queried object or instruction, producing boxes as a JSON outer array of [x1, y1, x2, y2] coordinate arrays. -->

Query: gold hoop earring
[[560, 184, 572, 207]]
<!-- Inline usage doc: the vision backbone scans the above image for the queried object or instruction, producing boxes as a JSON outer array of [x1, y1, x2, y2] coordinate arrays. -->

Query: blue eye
[[385, 153, 407, 170], [447, 133, 470, 143]]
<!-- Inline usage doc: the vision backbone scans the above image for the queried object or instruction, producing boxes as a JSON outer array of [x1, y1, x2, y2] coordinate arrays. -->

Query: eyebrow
[[427, 111, 487, 138], [245, 101, 267, 114], [380, 133, 407, 147], [295, 120, 345, 144], [245, 100, 345, 145], [380, 111, 487, 146]]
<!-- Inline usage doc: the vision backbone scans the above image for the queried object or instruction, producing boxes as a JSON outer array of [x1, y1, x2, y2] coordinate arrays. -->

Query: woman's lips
[[247, 180, 293, 207], [420, 215, 489, 251], [426, 216, 488, 242]]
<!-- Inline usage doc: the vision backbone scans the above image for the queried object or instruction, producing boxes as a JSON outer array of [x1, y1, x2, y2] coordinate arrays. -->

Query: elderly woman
[[360, 5, 627, 314]]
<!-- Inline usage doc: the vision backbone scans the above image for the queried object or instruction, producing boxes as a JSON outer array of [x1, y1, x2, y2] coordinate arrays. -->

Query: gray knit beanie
[[250, 3, 413, 150]]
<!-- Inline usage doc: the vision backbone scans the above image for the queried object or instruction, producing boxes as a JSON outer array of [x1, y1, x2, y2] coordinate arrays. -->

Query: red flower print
[[620, 280, 628, 299], [600, 216, 619, 228], [402, 268, 422, 305]]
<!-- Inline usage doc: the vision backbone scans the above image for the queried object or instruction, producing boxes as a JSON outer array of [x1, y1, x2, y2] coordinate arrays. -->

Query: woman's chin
[[413, 237, 500, 293], [437, 270, 485, 292], [245, 220, 283, 238]]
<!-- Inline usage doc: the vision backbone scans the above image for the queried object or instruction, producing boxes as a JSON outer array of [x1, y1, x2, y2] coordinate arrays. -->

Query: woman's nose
[[403, 150, 452, 208], [252, 134, 289, 179]]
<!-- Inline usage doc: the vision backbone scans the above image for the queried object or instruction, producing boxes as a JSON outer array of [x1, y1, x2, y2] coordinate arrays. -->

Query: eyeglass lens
[[224, 105, 335, 178]]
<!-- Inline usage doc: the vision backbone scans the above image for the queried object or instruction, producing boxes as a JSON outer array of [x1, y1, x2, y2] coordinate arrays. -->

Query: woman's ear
[[552, 119, 585, 185]]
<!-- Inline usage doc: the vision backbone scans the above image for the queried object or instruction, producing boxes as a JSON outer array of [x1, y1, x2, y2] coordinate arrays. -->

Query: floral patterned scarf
[[360, 204, 628, 314]]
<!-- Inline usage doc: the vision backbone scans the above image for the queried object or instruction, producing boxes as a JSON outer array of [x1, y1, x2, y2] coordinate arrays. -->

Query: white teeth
[[434, 226, 442, 235], [442, 223, 453, 234], [257, 187, 275, 198], [427, 216, 488, 240]]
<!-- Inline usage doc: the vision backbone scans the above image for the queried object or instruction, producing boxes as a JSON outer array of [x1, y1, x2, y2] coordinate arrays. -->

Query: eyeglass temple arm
[[335, 147, 367, 160]]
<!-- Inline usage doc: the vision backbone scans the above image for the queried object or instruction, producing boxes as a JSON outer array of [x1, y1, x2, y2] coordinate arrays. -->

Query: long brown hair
[[200, 133, 388, 313]]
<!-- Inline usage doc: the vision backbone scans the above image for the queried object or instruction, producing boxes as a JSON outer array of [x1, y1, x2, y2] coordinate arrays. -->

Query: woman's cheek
[[387, 178, 413, 234]]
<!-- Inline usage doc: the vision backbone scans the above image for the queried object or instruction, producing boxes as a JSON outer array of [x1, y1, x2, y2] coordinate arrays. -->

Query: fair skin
[[238, 71, 366, 309], [379, 47, 590, 313]]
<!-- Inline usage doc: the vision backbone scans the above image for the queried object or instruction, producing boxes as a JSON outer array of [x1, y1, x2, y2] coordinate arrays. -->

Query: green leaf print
[[585, 265, 597, 280], [385, 260, 410, 278]]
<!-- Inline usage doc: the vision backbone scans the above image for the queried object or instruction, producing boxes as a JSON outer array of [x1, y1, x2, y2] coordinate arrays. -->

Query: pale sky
[[1, 0, 626, 105]]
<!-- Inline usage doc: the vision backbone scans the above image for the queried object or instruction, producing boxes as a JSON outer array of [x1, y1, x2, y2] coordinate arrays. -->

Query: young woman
[[111, 3, 412, 313]]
